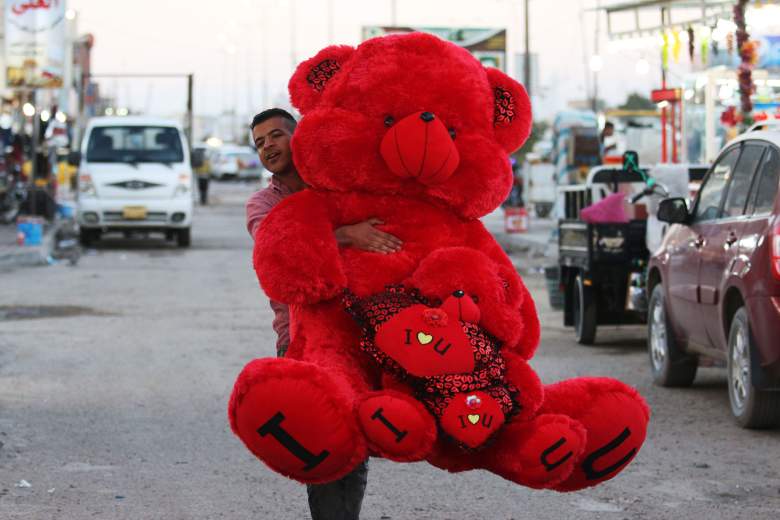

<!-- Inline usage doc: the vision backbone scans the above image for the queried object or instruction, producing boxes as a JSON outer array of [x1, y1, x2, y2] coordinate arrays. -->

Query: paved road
[[1, 182, 778, 519]]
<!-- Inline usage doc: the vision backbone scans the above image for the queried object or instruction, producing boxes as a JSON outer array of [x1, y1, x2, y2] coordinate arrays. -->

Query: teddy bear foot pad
[[229, 358, 369, 484]]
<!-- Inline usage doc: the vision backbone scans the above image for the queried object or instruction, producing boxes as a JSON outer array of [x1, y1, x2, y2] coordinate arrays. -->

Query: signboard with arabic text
[[362, 27, 507, 72], [4, 0, 66, 88]]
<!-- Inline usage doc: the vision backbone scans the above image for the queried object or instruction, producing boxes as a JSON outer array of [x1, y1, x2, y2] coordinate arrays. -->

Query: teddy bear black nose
[[420, 112, 435, 122]]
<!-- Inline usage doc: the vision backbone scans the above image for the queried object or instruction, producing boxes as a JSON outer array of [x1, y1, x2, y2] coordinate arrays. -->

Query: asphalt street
[[1, 182, 779, 519]]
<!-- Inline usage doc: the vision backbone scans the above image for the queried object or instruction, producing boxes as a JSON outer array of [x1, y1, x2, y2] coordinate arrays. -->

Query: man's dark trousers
[[276, 343, 369, 520]]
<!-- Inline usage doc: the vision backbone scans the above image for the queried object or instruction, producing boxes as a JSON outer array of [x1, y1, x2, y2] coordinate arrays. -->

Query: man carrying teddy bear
[[245, 107, 404, 519]]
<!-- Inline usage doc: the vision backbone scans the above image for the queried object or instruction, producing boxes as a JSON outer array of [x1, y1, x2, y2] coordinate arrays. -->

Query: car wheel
[[573, 274, 597, 345], [79, 229, 100, 247], [176, 228, 191, 248], [727, 307, 780, 428], [647, 284, 697, 387]]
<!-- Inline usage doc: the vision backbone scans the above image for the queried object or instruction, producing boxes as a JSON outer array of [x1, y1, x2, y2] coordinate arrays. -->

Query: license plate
[[122, 206, 148, 220]]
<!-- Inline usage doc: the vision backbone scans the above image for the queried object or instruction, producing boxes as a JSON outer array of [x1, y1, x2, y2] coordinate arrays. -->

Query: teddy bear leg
[[483, 414, 587, 489], [228, 357, 368, 484], [538, 377, 650, 492], [356, 389, 437, 462]]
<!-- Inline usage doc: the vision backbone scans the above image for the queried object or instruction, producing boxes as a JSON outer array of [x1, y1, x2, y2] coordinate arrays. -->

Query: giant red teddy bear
[[229, 33, 649, 492]]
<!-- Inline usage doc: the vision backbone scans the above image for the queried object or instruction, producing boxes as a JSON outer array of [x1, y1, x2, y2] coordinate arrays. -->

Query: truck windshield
[[86, 126, 184, 164]]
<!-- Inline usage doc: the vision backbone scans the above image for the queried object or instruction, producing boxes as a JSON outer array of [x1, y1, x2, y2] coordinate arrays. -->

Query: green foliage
[[619, 93, 656, 110], [513, 120, 550, 164]]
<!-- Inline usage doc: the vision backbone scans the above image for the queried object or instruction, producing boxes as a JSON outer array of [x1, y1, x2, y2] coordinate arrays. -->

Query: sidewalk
[[0, 222, 54, 271], [0, 191, 76, 271]]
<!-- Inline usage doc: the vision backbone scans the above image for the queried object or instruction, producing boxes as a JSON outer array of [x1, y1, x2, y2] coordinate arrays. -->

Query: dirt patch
[[0, 305, 108, 321]]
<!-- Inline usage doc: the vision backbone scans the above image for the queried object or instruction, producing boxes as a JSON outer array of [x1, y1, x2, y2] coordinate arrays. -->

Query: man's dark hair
[[604, 121, 615, 129], [250, 108, 297, 131]]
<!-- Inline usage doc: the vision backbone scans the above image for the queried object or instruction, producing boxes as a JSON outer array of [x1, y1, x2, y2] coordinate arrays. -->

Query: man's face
[[604, 126, 614, 137], [252, 116, 294, 175]]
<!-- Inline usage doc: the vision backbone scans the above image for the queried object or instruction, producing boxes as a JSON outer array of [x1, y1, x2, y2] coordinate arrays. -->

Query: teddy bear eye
[[448, 128, 457, 140], [384, 116, 395, 127]]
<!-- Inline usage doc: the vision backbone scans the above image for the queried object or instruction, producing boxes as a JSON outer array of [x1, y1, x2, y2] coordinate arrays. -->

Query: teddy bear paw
[[229, 358, 367, 484], [486, 414, 587, 489], [357, 391, 437, 461]]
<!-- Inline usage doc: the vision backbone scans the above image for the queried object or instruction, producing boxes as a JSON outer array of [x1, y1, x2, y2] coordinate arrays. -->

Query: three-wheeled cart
[[557, 166, 650, 345]]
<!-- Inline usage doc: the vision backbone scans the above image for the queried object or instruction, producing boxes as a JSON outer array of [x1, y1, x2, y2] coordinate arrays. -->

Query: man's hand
[[335, 218, 403, 254]]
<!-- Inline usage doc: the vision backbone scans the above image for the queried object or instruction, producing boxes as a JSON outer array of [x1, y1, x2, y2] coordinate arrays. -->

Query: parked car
[[647, 130, 780, 428], [211, 146, 268, 181], [71, 116, 200, 247]]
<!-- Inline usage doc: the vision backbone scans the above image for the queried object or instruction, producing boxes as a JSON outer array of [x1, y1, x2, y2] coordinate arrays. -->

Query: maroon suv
[[647, 131, 780, 428]]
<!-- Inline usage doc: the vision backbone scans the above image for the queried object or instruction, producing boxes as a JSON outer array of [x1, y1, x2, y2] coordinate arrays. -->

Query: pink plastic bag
[[580, 193, 629, 223]]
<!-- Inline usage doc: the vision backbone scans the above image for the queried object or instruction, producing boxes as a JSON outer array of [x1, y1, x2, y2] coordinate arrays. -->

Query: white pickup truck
[[521, 152, 556, 218], [71, 117, 199, 247]]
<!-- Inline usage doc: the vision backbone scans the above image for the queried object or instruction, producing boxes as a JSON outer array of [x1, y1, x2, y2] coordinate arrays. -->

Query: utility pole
[[524, 0, 531, 98], [186, 74, 194, 147], [290, 0, 297, 69], [592, 0, 600, 113], [328, 0, 334, 42]]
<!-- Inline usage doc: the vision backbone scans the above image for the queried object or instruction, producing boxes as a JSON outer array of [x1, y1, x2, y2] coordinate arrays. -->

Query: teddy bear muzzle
[[379, 111, 460, 186]]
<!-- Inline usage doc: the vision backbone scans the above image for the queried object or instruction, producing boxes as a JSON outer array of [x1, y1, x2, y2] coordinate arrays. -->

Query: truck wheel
[[79, 229, 100, 247], [573, 274, 597, 345], [648, 284, 697, 387], [176, 228, 191, 248], [727, 307, 780, 428]]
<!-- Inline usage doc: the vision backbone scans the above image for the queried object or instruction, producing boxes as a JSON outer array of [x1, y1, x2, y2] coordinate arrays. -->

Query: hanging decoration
[[687, 26, 695, 63], [661, 31, 670, 70], [711, 25, 720, 56], [734, 0, 754, 124], [720, 106, 740, 128], [672, 30, 682, 64], [700, 31, 709, 67], [726, 32, 735, 55]]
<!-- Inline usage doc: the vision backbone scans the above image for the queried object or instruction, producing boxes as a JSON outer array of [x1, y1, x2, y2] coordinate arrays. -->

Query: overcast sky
[[68, 0, 672, 121]]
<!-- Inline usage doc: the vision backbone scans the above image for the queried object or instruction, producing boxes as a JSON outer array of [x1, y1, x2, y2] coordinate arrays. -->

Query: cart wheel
[[573, 274, 597, 345]]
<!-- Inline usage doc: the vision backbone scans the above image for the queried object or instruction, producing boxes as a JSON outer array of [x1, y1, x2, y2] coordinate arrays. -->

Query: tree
[[513, 120, 550, 164], [619, 93, 655, 110]]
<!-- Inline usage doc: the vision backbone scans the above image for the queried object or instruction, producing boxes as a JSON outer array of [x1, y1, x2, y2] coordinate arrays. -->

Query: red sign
[[651, 88, 682, 103]]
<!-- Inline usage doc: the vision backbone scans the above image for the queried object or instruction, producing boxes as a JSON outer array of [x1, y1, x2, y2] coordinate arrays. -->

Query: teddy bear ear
[[288, 45, 355, 114], [484, 68, 532, 153]]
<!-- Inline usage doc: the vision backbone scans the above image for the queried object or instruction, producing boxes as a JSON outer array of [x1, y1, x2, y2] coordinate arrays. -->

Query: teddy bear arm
[[465, 223, 541, 359], [503, 351, 544, 421], [254, 192, 347, 304]]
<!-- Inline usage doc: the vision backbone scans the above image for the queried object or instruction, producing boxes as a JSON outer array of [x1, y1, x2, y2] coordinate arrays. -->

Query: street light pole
[[592, 0, 600, 113], [523, 0, 531, 98]]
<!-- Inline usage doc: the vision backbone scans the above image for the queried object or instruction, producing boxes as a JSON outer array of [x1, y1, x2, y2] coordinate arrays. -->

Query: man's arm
[[246, 189, 276, 239], [335, 218, 402, 254], [247, 189, 402, 253]]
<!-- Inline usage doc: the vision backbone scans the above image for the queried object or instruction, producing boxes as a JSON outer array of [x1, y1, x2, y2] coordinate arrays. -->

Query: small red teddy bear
[[229, 33, 649, 491]]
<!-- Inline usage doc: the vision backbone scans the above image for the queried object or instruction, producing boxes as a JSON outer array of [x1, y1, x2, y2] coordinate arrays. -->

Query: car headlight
[[174, 173, 191, 197], [79, 174, 96, 196]]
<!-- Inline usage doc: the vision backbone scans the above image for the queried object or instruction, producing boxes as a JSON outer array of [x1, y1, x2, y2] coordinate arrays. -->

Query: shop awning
[[596, 0, 760, 39]]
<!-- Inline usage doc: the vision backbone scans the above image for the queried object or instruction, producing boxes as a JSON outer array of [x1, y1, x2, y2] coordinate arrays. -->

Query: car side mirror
[[67, 151, 81, 166], [657, 197, 689, 224], [190, 149, 205, 169]]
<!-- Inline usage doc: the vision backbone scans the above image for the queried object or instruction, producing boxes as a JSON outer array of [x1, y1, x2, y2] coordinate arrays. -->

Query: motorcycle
[[0, 155, 24, 224]]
